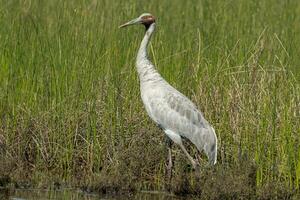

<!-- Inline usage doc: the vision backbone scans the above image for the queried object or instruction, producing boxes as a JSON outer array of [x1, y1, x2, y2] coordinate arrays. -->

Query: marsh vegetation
[[0, 0, 299, 199]]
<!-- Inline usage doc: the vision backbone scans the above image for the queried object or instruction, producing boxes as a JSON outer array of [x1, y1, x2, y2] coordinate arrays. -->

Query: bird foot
[[166, 162, 172, 176], [165, 164, 173, 191]]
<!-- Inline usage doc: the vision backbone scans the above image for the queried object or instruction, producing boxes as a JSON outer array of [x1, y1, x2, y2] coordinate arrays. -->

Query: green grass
[[0, 0, 299, 197]]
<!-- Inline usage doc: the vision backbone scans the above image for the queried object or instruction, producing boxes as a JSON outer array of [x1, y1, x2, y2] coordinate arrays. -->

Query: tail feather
[[205, 127, 217, 165], [210, 127, 217, 165]]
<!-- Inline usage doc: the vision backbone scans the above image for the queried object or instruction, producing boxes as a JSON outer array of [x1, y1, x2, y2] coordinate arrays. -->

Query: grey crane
[[119, 13, 217, 175]]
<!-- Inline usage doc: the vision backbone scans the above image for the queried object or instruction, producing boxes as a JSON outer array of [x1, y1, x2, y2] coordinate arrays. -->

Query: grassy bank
[[0, 0, 300, 198]]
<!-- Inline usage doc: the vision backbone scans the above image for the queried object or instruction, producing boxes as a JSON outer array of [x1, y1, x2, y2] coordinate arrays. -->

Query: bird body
[[120, 13, 217, 168]]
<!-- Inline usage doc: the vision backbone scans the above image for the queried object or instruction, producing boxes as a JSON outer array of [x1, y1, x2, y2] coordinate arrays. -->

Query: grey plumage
[[120, 13, 217, 168], [140, 72, 217, 166]]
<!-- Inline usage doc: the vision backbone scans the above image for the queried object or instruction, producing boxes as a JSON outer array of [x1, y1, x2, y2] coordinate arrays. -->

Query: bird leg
[[167, 146, 172, 179], [165, 136, 173, 188], [178, 143, 198, 169]]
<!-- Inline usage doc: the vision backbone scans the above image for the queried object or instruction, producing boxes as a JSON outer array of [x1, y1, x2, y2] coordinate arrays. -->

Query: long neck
[[136, 23, 162, 83]]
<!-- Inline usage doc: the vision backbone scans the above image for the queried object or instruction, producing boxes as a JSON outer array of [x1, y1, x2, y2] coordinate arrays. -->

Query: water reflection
[[11, 189, 100, 200], [8, 189, 184, 200]]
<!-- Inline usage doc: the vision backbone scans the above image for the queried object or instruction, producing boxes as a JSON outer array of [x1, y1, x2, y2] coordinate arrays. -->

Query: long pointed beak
[[119, 18, 140, 28]]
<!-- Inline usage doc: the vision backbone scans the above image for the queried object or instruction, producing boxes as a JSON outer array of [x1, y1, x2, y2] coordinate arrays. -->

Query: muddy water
[[6, 189, 183, 200]]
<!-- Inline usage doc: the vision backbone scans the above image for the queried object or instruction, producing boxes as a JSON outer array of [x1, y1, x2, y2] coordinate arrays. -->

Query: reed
[[0, 0, 299, 197]]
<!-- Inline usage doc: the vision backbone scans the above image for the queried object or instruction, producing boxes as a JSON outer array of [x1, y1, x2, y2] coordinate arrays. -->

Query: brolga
[[119, 13, 217, 176]]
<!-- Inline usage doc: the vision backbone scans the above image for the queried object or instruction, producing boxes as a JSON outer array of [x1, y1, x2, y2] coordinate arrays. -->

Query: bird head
[[119, 13, 155, 30]]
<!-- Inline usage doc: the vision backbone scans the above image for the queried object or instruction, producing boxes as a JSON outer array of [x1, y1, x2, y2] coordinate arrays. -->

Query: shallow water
[[5, 189, 99, 200], [2, 189, 183, 200]]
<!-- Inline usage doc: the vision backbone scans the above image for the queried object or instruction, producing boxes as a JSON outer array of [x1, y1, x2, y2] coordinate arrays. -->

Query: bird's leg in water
[[178, 143, 198, 169], [165, 136, 173, 185]]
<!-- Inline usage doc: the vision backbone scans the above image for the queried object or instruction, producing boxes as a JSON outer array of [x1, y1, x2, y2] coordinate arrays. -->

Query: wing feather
[[141, 84, 217, 164], [143, 85, 212, 145]]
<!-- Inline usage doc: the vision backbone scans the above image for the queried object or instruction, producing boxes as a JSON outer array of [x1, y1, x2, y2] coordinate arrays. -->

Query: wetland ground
[[0, 0, 300, 199]]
